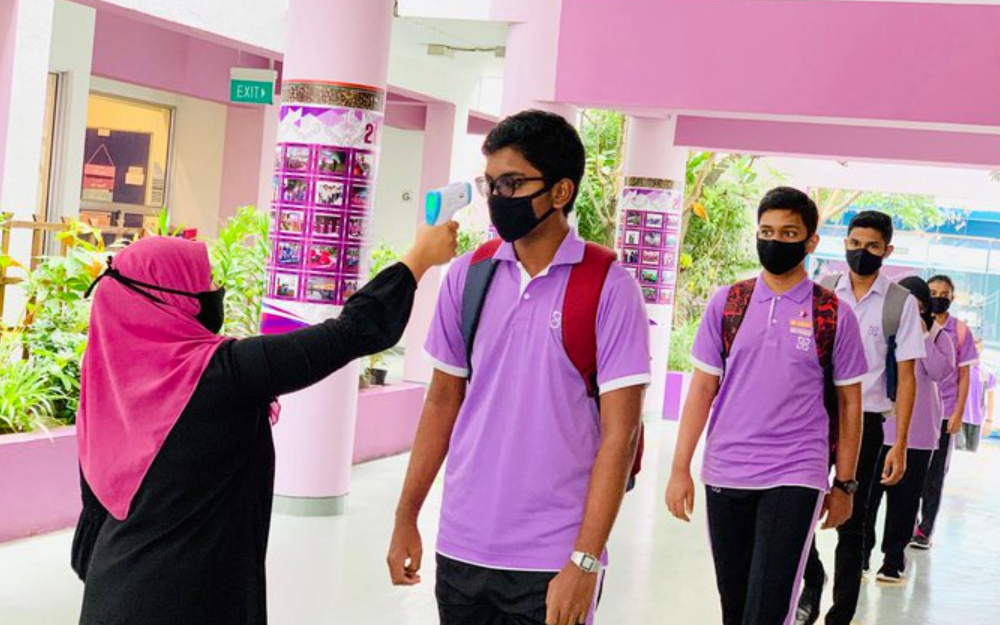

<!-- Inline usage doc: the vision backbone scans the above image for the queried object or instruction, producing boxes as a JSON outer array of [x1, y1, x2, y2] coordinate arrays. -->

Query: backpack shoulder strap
[[562, 243, 617, 397], [722, 279, 757, 361], [818, 272, 841, 292], [812, 283, 839, 369], [956, 319, 969, 349], [461, 239, 504, 375], [882, 282, 909, 340]]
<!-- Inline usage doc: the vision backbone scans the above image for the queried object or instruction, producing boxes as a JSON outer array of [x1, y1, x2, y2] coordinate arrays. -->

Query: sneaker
[[795, 574, 826, 625], [877, 566, 904, 583], [909, 533, 932, 550]]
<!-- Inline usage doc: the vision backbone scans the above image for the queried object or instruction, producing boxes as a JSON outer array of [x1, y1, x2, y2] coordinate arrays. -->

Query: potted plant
[[358, 241, 402, 388]]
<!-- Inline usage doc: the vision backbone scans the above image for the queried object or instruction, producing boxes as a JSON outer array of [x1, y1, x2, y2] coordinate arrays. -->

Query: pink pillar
[[403, 101, 456, 384], [266, 0, 394, 516], [0, 0, 19, 204], [616, 115, 688, 417]]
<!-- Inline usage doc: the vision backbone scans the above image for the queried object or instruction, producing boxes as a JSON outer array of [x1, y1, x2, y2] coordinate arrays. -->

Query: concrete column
[[265, 0, 395, 517], [616, 115, 687, 417]]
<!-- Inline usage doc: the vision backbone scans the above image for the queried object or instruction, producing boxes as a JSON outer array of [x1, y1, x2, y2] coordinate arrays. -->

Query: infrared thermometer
[[425, 182, 473, 226]]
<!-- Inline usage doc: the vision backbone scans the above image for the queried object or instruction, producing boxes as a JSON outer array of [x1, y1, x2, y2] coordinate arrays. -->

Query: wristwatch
[[570, 551, 601, 574], [833, 478, 859, 495]]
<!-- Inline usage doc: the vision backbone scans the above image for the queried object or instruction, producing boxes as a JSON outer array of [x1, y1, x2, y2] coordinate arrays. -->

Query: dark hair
[[928, 274, 955, 293], [899, 276, 931, 313], [848, 210, 894, 245], [757, 187, 819, 236], [482, 110, 586, 214]]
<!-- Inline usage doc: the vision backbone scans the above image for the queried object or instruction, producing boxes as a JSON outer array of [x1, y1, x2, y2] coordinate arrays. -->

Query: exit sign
[[230, 68, 277, 105]]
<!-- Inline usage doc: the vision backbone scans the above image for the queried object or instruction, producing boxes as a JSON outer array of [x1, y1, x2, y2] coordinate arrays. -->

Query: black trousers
[[802, 411, 884, 625], [956, 423, 982, 452], [864, 447, 933, 573], [706, 485, 822, 625], [917, 421, 952, 538], [436, 555, 602, 625]]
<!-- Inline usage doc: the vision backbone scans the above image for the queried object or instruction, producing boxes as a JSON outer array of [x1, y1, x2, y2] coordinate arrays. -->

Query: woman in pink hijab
[[71, 224, 457, 625]]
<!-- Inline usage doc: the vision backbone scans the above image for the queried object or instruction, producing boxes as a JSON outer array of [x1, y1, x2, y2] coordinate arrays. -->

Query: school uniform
[[957, 363, 994, 452], [801, 272, 925, 625], [865, 329, 955, 576], [691, 275, 867, 625]]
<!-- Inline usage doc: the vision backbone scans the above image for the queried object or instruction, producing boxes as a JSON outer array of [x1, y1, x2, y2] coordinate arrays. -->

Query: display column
[[263, 0, 394, 516], [615, 115, 688, 417]]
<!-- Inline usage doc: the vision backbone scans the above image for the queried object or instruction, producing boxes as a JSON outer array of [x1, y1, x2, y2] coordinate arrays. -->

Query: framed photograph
[[284, 146, 310, 172], [350, 185, 371, 209], [313, 213, 341, 238], [661, 290, 674, 306], [347, 216, 365, 240], [623, 248, 640, 265], [625, 211, 642, 227], [315, 180, 345, 207], [642, 287, 658, 304], [641, 269, 659, 284], [276, 240, 303, 266], [667, 213, 681, 228], [353, 152, 375, 178], [307, 244, 339, 270], [282, 177, 309, 204], [662, 252, 675, 268], [341, 279, 359, 301], [305, 276, 338, 303], [344, 246, 362, 271], [274, 274, 299, 299], [279, 210, 305, 235], [271, 175, 281, 202], [274, 146, 283, 171], [642, 250, 660, 266], [625, 266, 638, 279], [644, 232, 663, 248], [645, 212, 664, 229], [625, 230, 641, 246], [318, 148, 348, 175], [660, 270, 675, 285]]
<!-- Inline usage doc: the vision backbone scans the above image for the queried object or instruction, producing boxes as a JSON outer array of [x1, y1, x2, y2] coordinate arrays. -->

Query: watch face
[[582, 555, 596, 570]]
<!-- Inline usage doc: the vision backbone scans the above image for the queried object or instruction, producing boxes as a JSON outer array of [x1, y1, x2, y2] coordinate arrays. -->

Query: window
[[81, 93, 172, 210]]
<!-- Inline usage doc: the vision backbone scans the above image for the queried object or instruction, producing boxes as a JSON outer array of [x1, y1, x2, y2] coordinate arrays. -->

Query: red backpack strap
[[812, 284, 839, 369], [721, 279, 757, 363], [470, 238, 503, 265], [562, 243, 617, 397]]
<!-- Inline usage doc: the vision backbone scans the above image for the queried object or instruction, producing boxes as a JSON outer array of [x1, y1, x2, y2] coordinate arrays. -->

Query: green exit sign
[[230, 68, 277, 105]]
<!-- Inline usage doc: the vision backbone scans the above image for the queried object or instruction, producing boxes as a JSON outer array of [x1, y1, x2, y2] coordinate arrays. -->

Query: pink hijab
[[78, 237, 230, 520]]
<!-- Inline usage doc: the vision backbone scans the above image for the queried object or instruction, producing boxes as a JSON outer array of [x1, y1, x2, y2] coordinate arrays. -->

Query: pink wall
[[0, 428, 81, 543], [675, 116, 1000, 169], [352, 384, 425, 464], [0, 0, 19, 204], [91, 9, 271, 105], [557, 0, 1000, 127], [219, 105, 266, 220]]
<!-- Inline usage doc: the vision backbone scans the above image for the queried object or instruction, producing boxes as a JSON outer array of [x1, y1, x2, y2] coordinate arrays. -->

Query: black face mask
[[488, 186, 557, 243], [86, 259, 226, 334], [756, 239, 808, 275], [846, 248, 884, 277], [930, 297, 952, 315]]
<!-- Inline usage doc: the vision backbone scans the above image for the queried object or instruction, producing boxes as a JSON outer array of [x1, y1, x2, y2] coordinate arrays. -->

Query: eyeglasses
[[475, 175, 547, 199]]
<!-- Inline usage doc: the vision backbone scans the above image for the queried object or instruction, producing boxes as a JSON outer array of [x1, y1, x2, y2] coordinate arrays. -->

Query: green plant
[[367, 240, 400, 279], [208, 206, 270, 337], [574, 110, 626, 246], [457, 229, 487, 256], [668, 319, 699, 373], [811, 188, 943, 230], [156, 208, 186, 237], [0, 349, 63, 434]]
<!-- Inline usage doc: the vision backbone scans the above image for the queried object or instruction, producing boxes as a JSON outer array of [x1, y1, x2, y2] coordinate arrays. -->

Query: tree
[[810, 188, 943, 230], [574, 110, 626, 246]]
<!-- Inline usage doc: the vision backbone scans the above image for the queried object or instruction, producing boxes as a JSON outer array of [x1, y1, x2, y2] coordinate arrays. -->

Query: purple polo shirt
[[884, 330, 955, 451], [691, 275, 868, 492], [963, 364, 994, 426], [937, 316, 979, 418], [424, 230, 652, 571], [831, 273, 926, 414]]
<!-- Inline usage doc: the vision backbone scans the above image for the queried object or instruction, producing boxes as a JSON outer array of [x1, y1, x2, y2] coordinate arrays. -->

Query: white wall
[[82, 0, 288, 55], [88, 77, 228, 238], [398, 0, 493, 21], [48, 0, 95, 224], [371, 126, 423, 255]]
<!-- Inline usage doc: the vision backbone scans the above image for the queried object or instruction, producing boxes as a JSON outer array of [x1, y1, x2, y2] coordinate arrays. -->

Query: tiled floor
[[1, 420, 997, 624]]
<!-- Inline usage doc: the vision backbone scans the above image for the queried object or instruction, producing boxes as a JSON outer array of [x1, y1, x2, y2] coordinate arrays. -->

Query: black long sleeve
[[226, 263, 418, 401]]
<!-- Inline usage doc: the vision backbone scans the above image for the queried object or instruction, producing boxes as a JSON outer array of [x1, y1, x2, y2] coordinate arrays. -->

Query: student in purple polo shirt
[[957, 352, 994, 452], [797, 210, 925, 625], [666, 187, 867, 625], [912, 274, 980, 549], [387, 111, 651, 625], [863, 276, 955, 583]]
